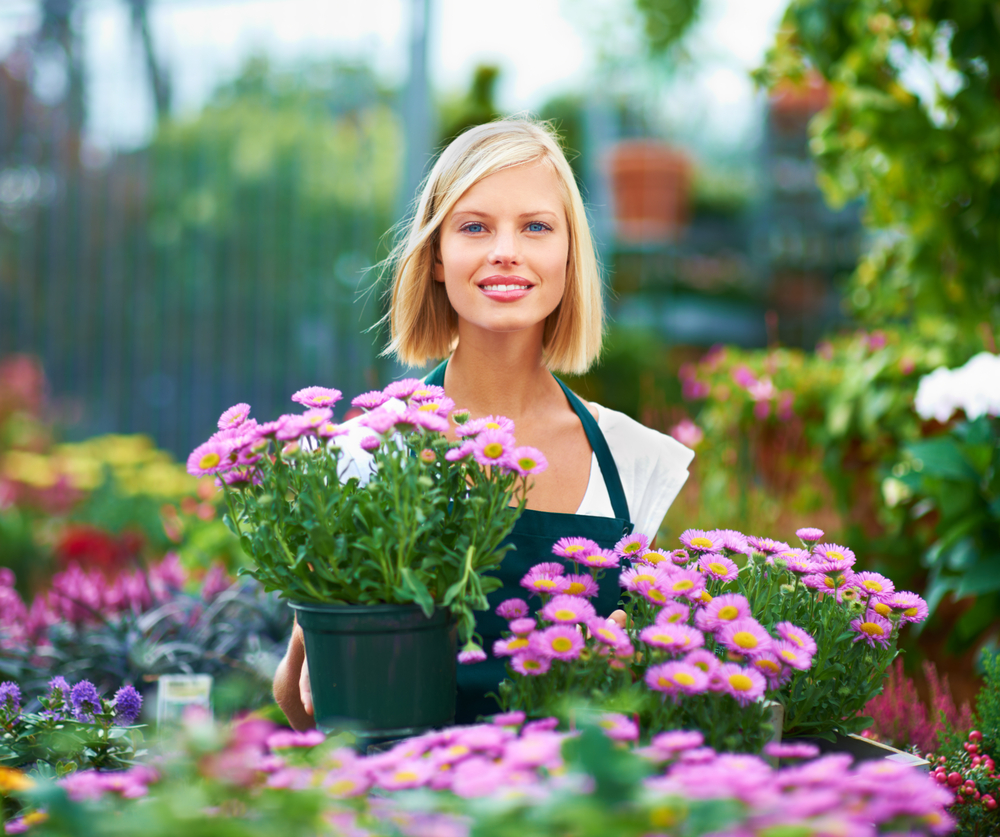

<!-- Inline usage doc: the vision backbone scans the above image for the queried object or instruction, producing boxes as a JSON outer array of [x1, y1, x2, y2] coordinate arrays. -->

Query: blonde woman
[[274, 119, 694, 728]]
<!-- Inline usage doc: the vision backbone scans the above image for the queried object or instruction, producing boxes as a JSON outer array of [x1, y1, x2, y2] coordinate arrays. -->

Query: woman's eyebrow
[[450, 209, 560, 219]]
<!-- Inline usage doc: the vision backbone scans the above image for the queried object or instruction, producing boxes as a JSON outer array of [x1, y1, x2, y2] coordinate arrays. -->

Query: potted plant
[[186, 381, 544, 741]]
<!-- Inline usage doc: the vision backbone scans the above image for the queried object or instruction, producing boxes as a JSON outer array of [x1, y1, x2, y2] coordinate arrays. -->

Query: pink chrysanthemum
[[187, 440, 230, 476], [586, 617, 629, 650], [635, 548, 671, 567], [763, 742, 820, 760], [408, 384, 446, 402], [351, 390, 390, 410], [532, 562, 566, 576], [661, 568, 706, 601], [774, 622, 817, 656], [217, 468, 262, 488], [529, 626, 585, 661], [490, 711, 526, 727], [403, 409, 451, 434], [479, 415, 516, 434], [511, 652, 551, 676], [811, 543, 856, 572], [684, 648, 720, 676], [698, 553, 739, 581], [796, 527, 825, 543], [774, 640, 813, 671], [317, 421, 347, 439], [376, 759, 434, 790], [552, 537, 600, 560], [508, 618, 536, 636], [746, 536, 789, 555], [561, 574, 599, 598], [218, 403, 251, 430], [694, 592, 751, 633], [358, 408, 398, 435], [574, 548, 619, 569], [613, 532, 649, 559], [520, 567, 570, 597], [496, 599, 529, 620], [639, 623, 705, 653], [599, 713, 639, 742], [850, 612, 893, 647], [850, 571, 895, 598], [650, 730, 704, 752], [712, 529, 751, 555], [445, 443, 474, 462], [655, 602, 690, 625], [413, 397, 456, 419], [645, 661, 709, 695], [457, 644, 487, 664], [540, 595, 596, 625], [472, 428, 515, 468], [750, 652, 790, 688], [382, 378, 424, 400], [511, 446, 548, 476], [492, 636, 531, 657], [887, 591, 928, 624], [636, 584, 673, 607], [292, 386, 342, 409], [718, 618, 773, 657], [619, 565, 666, 592], [679, 529, 723, 553], [774, 549, 820, 574], [717, 663, 766, 705], [359, 436, 380, 452], [801, 570, 854, 593]]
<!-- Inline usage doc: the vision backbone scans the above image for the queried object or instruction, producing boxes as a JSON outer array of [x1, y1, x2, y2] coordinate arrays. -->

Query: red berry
[[940, 756, 947, 763], [969, 730, 983, 743], [948, 772, 964, 787], [984, 796, 997, 811], [973, 757, 982, 767], [969, 743, 980, 755]]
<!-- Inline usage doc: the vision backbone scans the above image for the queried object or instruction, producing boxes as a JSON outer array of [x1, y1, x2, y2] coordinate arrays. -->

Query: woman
[[273, 119, 694, 728]]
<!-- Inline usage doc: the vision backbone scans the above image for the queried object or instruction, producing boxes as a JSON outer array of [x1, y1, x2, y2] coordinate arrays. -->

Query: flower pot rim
[[288, 600, 449, 615]]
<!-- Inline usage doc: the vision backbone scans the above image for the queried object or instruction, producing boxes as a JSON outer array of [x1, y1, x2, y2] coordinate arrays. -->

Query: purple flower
[[382, 378, 424, 399], [746, 536, 790, 555], [717, 618, 774, 658], [521, 566, 570, 597], [613, 532, 649, 558], [539, 595, 596, 624], [599, 713, 639, 742], [292, 386, 342, 409], [266, 729, 326, 749], [679, 529, 723, 552], [70, 680, 102, 722], [796, 527, 824, 544], [811, 543, 856, 572], [472, 428, 515, 468], [186, 439, 230, 477], [574, 548, 619, 569], [491, 711, 526, 727], [698, 553, 740, 581], [0, 681, 21, 719], [445, 442, 475, 462], [764, 741, 820, 759], [113, 685, 142, 725], [351, 390, 390, 410], [850, 613, 893, 647], [645, 661, 709, 695], [529, 626, 585, 660], [358, 408, 399, 435], [639, 623, 705, 654], [888, 590, 929, 623], [45, 676, 71, 717], [458, 643, 487, 665], [561, 574, 599, 598], [511, 652, 552, 676], [511, 446, 548, 476], [218, 402, 251, 430], [495, 598, 529, 620], [359, 436, 381, 452]]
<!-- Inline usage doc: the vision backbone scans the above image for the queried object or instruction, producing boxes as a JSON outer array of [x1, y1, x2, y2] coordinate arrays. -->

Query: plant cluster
[[1, 706, 956, 837], [485, 526, 925, 750], [192, 382, 546, 642], [0, 678, 143, 776]]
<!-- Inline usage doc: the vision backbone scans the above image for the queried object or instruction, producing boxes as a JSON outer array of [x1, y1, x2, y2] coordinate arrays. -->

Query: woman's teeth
[[481, 284, 528, 292]]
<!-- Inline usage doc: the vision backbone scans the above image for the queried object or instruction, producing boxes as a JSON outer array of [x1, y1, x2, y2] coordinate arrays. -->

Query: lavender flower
[[113, 685, 142, 725], [44, 676, 71, 719], [0, 681, 21, 720], [70, 680, 102, 722]]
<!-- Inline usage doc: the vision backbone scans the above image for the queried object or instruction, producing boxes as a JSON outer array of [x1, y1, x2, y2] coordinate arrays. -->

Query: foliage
[[924, 650, 1000, 836], [1, 709, 956, 837], [207, 385, 541, 644], [492, 527, 924, 748], [756, 0, 1000, 330], [894, 416, 1000, 653], [634, 0, 702, 57]]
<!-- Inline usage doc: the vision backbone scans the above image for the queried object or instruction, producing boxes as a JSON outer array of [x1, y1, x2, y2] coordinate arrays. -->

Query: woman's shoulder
[[591, 402, 695, 471]]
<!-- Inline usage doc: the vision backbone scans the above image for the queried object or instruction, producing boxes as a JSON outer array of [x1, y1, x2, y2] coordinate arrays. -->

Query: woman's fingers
[[608, 609, 627, 629], [300, 654, 313, 716]]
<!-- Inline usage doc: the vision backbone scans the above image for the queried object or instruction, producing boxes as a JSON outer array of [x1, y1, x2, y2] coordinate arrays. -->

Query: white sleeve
[[596, 404, 695, 539], [309, 398, 407, 486]]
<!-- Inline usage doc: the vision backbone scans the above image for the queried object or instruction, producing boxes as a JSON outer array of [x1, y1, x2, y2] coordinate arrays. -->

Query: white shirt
[[331, 399, 694, 540]]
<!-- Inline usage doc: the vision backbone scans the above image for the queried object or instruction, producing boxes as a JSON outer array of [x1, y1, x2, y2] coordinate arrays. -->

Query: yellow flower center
[[564, 544, 583, 553], [509, 638, 529, 651], [313, 395, 332, 405], [533, 579, 557, 590], [693, 660, 710, 672], [485, 422, 501, 429], [862, 579, 883, 592], [483, 442, 504, 459], [518, 457, 537, 470], [645, 553, 666, 563], [779, 649, 798, 663], [666, 613, 684, 623], [634, 573, 656, 585], [0, 768, 35, 792], [656, 676, 673, 689], [565, 582, 586, 595], [729, 674, 754, 692], [413, 389, 431, 397], [699, 591, 713, 604], [418, 403, 439, 412], [823, 577, 836, 589], [393, 770, 419, 783], [554, 609, 576, 621], [523, 659, 541, 670], [646, 588, 667, 604], [650, 632, 674, 645], [623, 541, 642, 554], [733, 631, 758, 650], [717, 605, 739, 621], [756, 659, 780, 674], [789, 633, 805, 647], [672, 579, 694, 592], [329, 779, 357, 795], [673, 672, 696, 686], [826, 551, 844, 562], [596, 628, 615, 642], [861, 622, 885, 637], [198, 452, 221, 470], [904, 606, 918, 617], [650, 806, 678, 828], [690, 537, 713, 548], [708, 562, 728, 575], [873, 602, 891, 616], [445, 745, 469, 758], [552, 637, 573, 653]]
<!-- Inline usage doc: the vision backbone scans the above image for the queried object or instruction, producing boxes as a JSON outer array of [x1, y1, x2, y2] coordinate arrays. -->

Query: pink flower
[[376, 759, 434, 790], [472, 428, 515, 468], [811, 543, 856, 572], [560, 574, 599, 598], [613, 532, 649, 559], [716, 663, 766, 704], [619, 565, 668, 592], [351, 390, 390, 410], [775, 622, 817, 656], [660, 568, 706, 601], [850, 613, 893, 647], [888, 590, 928, 623], [511, 446, 548, 476], [496, 599, 529, 620], [796, 527, 824, 543], [599, 713, 639, 742], [412, 396, 456, 418], [655, 602, 690, 625], [359, 436, 380, 452], [511, 652, 552, 676], [291, 386, 342, 409], [684, 648, 720, 676], [669, 418, 704, 448], [382, 378, 424, 399], [358, 408, 399, 435], [718, 618, 773, 658], [850, 571, 895, 598], [586, 617, 630, 651], [408, 384, 447, 402], [266, 729, 325, 750], [774, 640, 813, 671], [639, 623, 705, 653], [574, 548, 619, 569], [529, 626, 585, 660], [445, 442, 474, 462], [492, 636, 531, 657], [679, 529, 723, 552], [539, 595, 596, 624], [187, 439, 230, 477], [521, 566, 571, 597], [698, 553, 739, 581], [552, 537, 600, 560], [458, 643, 487, 665], [218, 403, 251, 430], [398, 408, 450, 433], [645, 661, 709, 695], [635, 548, 672, 567], [750, 652, 790, 687], [491, 711, 526, 727], [764, 741, 820, 759], [746, 536, 790, 555]]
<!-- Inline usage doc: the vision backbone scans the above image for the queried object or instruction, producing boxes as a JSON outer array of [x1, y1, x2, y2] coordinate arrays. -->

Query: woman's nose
[[488, 228, 521, 264]]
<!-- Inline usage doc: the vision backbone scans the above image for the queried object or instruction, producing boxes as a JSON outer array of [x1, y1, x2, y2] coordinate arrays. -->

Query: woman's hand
[[608, 609, 627, 629], [273, 620, 317, 730]]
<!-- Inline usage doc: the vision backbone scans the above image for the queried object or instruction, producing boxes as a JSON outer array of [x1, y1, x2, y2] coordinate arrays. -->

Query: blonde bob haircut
[[383, 118, 604, 375]]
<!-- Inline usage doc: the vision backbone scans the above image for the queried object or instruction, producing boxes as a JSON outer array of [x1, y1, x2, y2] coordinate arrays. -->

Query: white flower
[[914, 352, 1000, 422]]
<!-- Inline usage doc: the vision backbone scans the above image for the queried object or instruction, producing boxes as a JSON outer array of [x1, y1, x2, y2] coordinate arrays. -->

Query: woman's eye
[[527, 222, 549, 232], [462, 222, 484, 233]]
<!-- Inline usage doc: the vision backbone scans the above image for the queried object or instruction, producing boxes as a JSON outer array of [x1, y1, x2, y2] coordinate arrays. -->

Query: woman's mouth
[[477, 277, 533, 301]]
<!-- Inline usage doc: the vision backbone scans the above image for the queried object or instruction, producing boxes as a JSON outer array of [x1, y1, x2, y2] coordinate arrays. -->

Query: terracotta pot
[[606, 141, 692, 243]]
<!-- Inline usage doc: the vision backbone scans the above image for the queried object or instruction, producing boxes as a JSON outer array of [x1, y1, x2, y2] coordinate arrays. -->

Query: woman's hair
[[383, 118, 604, 375]]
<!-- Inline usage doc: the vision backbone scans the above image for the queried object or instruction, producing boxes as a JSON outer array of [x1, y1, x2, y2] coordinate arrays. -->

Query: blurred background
[[1, 0, 998, 731]]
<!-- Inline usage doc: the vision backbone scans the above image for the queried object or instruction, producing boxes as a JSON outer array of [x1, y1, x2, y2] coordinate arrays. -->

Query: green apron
[[423, 361, 634, 723]]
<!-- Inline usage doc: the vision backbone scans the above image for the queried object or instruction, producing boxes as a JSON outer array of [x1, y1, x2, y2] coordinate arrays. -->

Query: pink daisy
[[669, 549, 691, 565], [775, 550, 820, 574], [774, 640, 813, 670], [693, 592, 751, 632], [613, 532, 649, 559], [508, 618, 536, 636], [511, 446, 548, 476], [457, 644, 487, 664], [599, 713, 639, 742], [490, 711, 526, 727], [187, 440, 230, 476], [382, 378, 424, 399], [679, 529, 724, 552], [291, 386, 342, 409], [712, 529, 751, 555], [552, 537, 600, 560], [492, 636, 531, 657], [351, 390, 390, 410], [717, 663, 766, 705], [359, 436, 380, 452], [218, 403, 251, 430], [408, 384, 447, 402], [850, 571, 895, 598], [850, 613, 893, 647], [746, 536, 790, 555], [511, 652, 551, 676], [698, 553, 740, 581], [472, 428, 515, 468], [645, 661, 709, 695], [496, 599, 528, 620], [529, 626, 585, 661], [796, 527, 825, 543], [413, 396, 456, 418], [445, 443, 474, 462], [400, 408, 450, 434], [661, 568, 706, 601], [358, 408, 398, 435], [317, 421, 347, 439], [619, 565, 667, 592], [478, 415, 516, 434], [635, 548, 672, 567], [774, 622, 817, 656], [683, 649, 720, 676], [763, 742, 820, 760], [540, 595, 596, 625], [574, 549, 620, 569], [520, 567, 571, 597], [750, 652, 790, 688], [586, 617, 629, 650], [654, 602, 690, 625], [811, 543, 856, 572], [639, 623, 705, 653], [888, 591, 928, 624], [532, 562, 566, 576], [561, 574, 599, 598], [718, 618, 773, 657]]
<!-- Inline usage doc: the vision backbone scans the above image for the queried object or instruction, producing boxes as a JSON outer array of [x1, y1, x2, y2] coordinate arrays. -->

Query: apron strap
[[422, 359, 631, 525]]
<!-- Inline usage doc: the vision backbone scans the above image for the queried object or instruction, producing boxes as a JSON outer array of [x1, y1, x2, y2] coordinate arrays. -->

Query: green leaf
[[400, 567, 434, 617], [906, 438, 979, 480]]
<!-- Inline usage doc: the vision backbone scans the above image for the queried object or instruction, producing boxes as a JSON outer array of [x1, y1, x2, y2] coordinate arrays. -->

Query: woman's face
[[434, 161, 569, 343]]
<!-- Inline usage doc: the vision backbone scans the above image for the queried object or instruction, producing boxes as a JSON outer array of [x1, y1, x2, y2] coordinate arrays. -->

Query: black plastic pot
[[289, 601, 457, 745]]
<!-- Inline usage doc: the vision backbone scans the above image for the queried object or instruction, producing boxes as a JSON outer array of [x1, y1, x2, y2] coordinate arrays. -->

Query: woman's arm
[[273, 620, 316, 731]]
